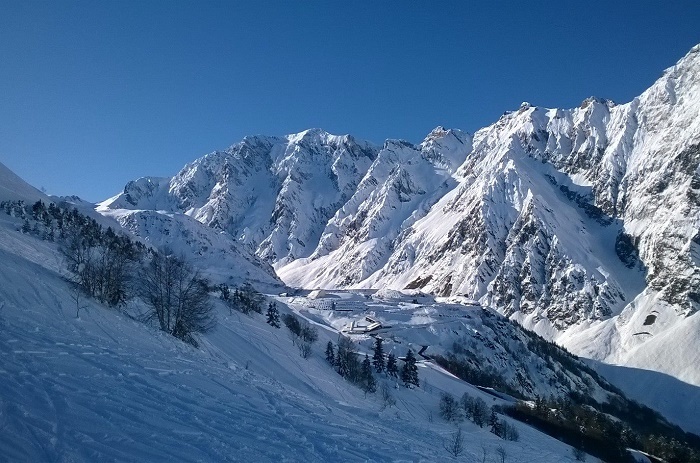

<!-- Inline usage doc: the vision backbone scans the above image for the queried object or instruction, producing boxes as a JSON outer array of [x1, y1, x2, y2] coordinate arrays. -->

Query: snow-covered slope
[[97, 206, 281, 289], [0, 161, 48, 203], [0, 197, 595, 462]]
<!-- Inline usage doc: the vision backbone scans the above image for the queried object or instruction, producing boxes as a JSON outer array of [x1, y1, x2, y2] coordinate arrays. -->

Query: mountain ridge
[[99, 45, 700, 400]]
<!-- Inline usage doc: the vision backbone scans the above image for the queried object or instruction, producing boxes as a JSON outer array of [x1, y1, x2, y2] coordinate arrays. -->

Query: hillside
[[1, 202, 594, 462]]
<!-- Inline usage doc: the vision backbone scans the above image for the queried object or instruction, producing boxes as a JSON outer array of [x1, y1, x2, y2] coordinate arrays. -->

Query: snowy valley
[[0, 190, 624, 462]]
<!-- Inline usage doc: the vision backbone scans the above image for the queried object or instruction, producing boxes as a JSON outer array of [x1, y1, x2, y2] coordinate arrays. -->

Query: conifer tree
[[336, 336, 352, 378], [361, 354, 377, 394], [386, 352, 399, 378], [401, 349, 419, 388], [325, 341, 335, 364], [337, 349, 349, 378], [266, 301, 280, 328], [372, 337, 385, 373]]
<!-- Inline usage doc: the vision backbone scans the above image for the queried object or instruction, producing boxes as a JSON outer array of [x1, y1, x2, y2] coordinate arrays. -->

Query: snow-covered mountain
[[97, 206, 281, 289], [0, 167, 633, 462], [99, 44, 700, 403], [1, 130, 698, 459], [102, 130, 378, 266]]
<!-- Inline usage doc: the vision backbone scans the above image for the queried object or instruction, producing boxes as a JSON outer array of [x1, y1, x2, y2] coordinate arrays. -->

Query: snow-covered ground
[[0, 212, 588, 462]]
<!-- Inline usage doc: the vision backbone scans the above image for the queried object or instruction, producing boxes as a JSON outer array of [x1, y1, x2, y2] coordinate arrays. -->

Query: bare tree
[[59, 218, 141, 307], [439, 392, 463, 423], [472, 397, 490, 427], [298, 341, 312, 359], [233, 283, 264, 314], [282, 314, 317, 358], [443, 427, 464, 458], [480, 444, 489, 463], [140, 252, 215, 346], [380, 382, 396, 410], [283, 313, 302, 343], [495, 445, 507, 463], [68, 280, 88, 318]]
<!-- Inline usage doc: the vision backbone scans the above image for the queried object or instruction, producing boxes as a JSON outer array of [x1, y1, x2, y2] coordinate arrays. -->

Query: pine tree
[[386, 352, 398, 378], [336, 336, 352, 378], [21, 219, 31, 233], [361, 354, 376, 394], [401, 349, 419, 388], [337, 350, 349, 378], [372, 337, 385, 373], [325, 341, 335, 364], [266, 302, 280, 328], [489, 410, 503, 437]]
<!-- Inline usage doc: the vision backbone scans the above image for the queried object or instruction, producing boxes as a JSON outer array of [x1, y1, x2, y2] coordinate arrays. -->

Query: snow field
[[0, 215, 588, 462]]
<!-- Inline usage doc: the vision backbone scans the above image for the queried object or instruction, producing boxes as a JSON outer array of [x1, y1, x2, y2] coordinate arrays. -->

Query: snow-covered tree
[[386, 352, 398, 378], [361, 354, 377, 394], [325, 341, 335, 364], [372, 337, 385, 373], [266, 302, 280, 328], [401, 349, 419, 388]]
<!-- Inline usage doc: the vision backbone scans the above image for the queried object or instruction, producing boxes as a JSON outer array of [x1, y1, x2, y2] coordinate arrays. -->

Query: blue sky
[[1, 1, 699, 202]]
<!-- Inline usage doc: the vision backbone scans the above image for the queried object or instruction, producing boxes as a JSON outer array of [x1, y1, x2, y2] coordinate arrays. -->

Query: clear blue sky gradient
[[1, 1, 699, 201]]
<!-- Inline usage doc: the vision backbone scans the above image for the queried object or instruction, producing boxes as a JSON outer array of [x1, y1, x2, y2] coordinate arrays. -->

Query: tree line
[[324, 336, 419, 395], [500, 393, 700, 463], [433, 317, 700, 463]]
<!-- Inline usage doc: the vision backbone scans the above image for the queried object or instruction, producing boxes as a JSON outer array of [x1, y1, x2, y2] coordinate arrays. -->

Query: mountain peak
[[579, 96, 616, 109], [286, 128, 332, 144]]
